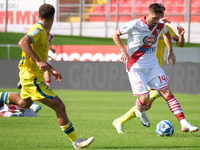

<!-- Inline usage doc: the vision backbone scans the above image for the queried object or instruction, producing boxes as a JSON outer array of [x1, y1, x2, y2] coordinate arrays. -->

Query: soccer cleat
[[23, 109, 37, 117], [181, 123, 199, 133], [135, 109, 150, 127], [17, 81, 22, 89], [72, 137, 94, 149], [112, 119, 124, 134], [30, 104, 41, 113], [10, 112, 23, 117]]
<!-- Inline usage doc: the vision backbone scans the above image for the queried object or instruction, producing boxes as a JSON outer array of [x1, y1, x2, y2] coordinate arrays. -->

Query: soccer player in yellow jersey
[[113, 3, 199, 134], [0, 4, 94, 149]]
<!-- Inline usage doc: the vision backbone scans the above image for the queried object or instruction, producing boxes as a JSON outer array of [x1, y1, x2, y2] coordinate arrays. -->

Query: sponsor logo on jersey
[[138, 46, 156, 54], [30, 29, 38, 36], [143, 35, 157, 45]]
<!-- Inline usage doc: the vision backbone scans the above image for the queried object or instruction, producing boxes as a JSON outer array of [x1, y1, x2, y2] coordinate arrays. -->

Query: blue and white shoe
[[73, 137, 94, 149], [10, 112, 23, 117], [30, 104, 41, 113], [135, 109, 150, 127]]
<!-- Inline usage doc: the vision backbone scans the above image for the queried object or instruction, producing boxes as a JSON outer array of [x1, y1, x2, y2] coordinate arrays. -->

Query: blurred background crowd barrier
[[0, 0, 200, 43]]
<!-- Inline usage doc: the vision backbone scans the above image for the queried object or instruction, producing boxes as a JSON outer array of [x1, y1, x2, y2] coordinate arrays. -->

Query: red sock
[[10, 104, 17, 109], [136, 98, 147, 112], [10, 105, 24, 111], [45, 80, 51, 87], [165, 95, 185, 121]]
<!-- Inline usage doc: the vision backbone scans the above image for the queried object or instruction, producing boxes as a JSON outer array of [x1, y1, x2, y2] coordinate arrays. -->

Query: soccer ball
[[156, 120, 174, 137]]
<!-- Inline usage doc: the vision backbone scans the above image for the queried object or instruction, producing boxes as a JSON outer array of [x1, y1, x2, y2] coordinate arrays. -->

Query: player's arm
[[18, 35, 49, 71], [172, 26, 185, 47], [46, 63, 62, 82], [163, 31, 176, 66], [112, 30, 129, 63]]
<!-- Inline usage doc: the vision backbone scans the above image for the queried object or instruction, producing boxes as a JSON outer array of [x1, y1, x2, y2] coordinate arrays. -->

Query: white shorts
[[46, 56, 51, 64], [128, 65, 169, 96]]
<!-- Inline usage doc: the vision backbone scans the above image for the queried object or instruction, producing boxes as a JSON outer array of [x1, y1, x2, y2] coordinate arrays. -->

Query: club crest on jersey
[[137, 86, 143, 92], [143, 35, 157, 45]]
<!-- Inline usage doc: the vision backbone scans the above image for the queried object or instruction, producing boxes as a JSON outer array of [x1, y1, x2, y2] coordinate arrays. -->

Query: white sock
[[180, 119, 188, 126]]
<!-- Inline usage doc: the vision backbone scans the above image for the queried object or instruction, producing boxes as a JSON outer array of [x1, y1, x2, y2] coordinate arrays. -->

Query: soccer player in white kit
[[43, 32, 55, 87], [112, 3, 199, 132]]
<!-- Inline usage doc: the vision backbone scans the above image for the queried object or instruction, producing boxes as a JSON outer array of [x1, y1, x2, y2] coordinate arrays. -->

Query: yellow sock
[[149, 90, 160, 102], [60, 122, 78, 142], [0, 92, 10, 104], [117, 106, 137, 125]]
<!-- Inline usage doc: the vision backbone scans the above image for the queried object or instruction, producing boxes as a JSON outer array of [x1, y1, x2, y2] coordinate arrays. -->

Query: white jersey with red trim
[[118, 16, 168, 71], [48, 33, 54, 45], [47, 33, 54, 63]]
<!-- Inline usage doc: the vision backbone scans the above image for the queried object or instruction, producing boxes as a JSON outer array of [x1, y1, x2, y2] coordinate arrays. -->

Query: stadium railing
[[0, 44, 19, 59]]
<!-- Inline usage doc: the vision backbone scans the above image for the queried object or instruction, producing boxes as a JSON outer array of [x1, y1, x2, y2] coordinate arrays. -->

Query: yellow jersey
[[156, 24, 176, 68], [19, 22, 49, 79]]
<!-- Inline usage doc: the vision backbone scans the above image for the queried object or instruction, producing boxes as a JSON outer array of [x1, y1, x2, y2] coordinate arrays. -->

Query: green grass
[[1, 32, 200, 59], [0, 88, 200, 150]]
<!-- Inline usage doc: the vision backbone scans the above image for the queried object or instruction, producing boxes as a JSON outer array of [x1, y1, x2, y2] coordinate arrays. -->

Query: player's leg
[[128, 70, 150, 127], [0, 92, 33, 108], [1, 111, 23, 117], [31, 77, 94, 148], [40, 96, 94, 148], [135, 95, 150, 127], [113, 90, 159, 133], [0, 103, 23, 117], [44, 70, 51, 87], [113, 105, 137, 134], [159, 87, 199, 133]]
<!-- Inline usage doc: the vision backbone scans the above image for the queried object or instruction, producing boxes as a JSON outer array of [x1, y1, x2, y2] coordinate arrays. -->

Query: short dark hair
[[39, 4, 55, 20], [148, 3, 164, 14], [160, 3, 165, 11]]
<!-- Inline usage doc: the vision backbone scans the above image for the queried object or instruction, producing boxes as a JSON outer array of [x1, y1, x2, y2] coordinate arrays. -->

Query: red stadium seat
[[190, 15, 200, 22], [191, 6, 199, 14], [92, 5, 106, 14], [191, 0, 200, 5]]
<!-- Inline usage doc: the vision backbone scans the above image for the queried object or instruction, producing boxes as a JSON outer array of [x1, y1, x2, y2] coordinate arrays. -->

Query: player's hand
[[120, 51, 129, 63], [167, 52, 176, 66], [177, 26, 185, 36], [160, 17, 171, 24], [52, 70, 62, 82], [36, 61, 49, 71], [50, 47, 56, 53], [52, 49, 55, 53]]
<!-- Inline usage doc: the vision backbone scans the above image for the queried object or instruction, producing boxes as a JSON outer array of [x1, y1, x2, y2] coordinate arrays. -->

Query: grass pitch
[[0, 88, 200, 150]]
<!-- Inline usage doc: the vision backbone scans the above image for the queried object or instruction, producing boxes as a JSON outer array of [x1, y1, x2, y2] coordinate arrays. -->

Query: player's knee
[[145, 103, 152, 111], [17, 98, 32, 108], [59, 102, 65, 111], [145, 105, 151, 111]]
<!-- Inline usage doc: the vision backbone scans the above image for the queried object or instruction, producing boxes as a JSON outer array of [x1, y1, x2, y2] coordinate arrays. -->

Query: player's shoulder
[[166, 24, 173, 30], [128, 18, 145, 27], [29, 22, 45, 35], [158, 20, 165, 25]]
